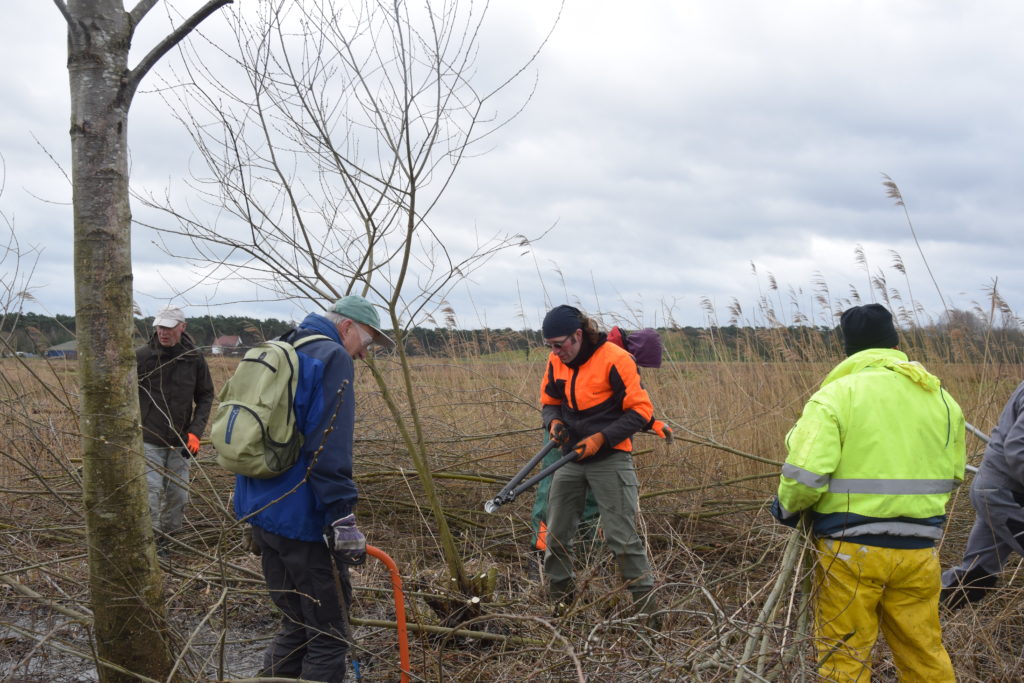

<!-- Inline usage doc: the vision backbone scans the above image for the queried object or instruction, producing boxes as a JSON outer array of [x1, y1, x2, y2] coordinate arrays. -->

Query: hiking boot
[[629, 589, 662, 631], [553, 598, 574, 618], [549, 578, 576, 617], [941, 568, 997, 610], [548, 578, 574, 601]]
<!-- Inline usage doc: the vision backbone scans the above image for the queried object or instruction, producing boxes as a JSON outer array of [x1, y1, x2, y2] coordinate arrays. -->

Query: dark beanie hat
[[840, 304, 899, 356], [542, 305, 582, 338]]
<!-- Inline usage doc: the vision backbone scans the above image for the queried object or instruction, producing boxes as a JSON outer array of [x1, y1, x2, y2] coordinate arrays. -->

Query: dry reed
[[1, 298, 1022, 680]]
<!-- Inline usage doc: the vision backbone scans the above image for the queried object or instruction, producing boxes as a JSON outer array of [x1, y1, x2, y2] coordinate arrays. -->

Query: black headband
[[542, 305, 582, 338]]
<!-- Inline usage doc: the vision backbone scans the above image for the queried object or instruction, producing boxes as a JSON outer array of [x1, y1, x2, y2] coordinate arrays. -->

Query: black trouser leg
[[254, 526, 351, 683]]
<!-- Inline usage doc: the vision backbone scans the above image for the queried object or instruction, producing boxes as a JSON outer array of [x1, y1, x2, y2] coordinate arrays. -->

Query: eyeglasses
[[546, 334, 575, 350], [354, 324, 374, 349], [343, 322, 374, 351]]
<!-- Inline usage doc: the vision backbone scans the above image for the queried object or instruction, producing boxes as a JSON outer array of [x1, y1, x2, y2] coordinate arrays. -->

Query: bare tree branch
[[127, 0, 160, 27], [135, 0, 557, 594], [124, 0, 234, 100], [51, 0, 71, 24]]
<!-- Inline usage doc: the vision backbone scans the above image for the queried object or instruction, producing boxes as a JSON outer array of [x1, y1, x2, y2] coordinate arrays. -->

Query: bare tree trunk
[[56, 1, 230, 679], [65, 6, 173, 679]]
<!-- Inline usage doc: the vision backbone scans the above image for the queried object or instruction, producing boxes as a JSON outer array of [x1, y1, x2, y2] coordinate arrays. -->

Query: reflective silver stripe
[[781, 463, 829, 489], [825, 522, 943, 540], [829, 478, 957, 495], [776, 500, 796, 520]]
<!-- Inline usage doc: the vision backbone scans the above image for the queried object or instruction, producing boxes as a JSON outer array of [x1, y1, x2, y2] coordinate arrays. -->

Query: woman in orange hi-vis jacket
[[539, 304, 666, 623], [530, 326, 667, 553]]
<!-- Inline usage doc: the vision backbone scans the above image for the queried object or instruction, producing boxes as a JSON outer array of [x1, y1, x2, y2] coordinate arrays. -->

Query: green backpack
[[212, 334, 330, 478]]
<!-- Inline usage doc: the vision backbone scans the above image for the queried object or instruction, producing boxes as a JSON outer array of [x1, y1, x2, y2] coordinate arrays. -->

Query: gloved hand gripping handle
[[484, 440, 579, 513]]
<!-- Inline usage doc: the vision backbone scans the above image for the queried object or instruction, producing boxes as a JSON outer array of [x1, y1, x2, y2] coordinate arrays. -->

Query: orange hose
[[365, 544, 411, 683]]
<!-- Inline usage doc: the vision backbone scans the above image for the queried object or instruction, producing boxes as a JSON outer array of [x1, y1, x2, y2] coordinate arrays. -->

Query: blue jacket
[[233, 313, 358, 541]]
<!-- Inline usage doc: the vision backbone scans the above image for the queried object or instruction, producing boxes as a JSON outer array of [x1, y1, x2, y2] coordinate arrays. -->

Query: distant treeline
[[3, 311, 1022, 363], [420, 323, 1024, 364], [2, 312, 295, 354]]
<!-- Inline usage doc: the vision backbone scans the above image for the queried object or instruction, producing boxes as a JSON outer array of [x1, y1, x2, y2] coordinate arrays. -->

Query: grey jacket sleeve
[[997, 383, 1024, 484]]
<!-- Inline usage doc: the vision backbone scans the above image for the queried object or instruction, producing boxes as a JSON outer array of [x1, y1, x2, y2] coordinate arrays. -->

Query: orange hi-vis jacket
[[540, 339, 656, 460]]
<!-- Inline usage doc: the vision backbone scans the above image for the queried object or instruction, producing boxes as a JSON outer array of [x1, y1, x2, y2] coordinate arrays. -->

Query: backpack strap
[[276, 326, 332, 349], [276, 327, 298, 343], [292, 334, 332, 349]]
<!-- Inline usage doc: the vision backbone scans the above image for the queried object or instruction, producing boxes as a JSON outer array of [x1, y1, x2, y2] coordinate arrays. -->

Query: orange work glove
[[574, 432, 606, 460], [651, 420, 673, 445], [186, 432, 201, 456], [549, 419, 570, 446]]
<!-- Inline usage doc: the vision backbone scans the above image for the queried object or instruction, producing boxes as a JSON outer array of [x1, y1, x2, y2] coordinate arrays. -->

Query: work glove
[[573, 432, 606, 460], [243, 524, 262, 556], [327, 513, 366, 565], [549, 419, 570, 446], [662, 426, 673, 445], [186, 432, 201, 456], [651, 420, 673, 445], [769, 497, 799, 528]]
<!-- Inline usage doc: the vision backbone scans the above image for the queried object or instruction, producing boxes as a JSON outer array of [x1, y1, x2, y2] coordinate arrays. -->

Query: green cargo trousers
[[543, 451, 653, 598], [531, 435, 600, 551]]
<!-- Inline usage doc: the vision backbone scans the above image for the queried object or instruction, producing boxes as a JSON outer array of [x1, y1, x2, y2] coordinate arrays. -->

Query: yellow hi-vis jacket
[[777, 348, 966, 542]]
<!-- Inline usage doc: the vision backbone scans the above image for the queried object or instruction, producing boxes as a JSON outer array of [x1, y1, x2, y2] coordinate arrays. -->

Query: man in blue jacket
[[234, 295, 394, 683]]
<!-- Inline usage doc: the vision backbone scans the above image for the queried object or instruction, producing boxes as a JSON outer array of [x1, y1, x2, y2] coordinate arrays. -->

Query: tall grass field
[[1, 320, 1022, 680]]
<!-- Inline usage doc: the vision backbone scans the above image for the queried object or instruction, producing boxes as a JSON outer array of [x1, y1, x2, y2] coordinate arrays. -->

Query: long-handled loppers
[[484, 439, 578, 514], [965, 420, 989, 474]]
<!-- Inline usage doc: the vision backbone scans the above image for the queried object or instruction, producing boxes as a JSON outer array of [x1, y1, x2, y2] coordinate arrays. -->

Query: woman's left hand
[[574, 432, 606, 460]]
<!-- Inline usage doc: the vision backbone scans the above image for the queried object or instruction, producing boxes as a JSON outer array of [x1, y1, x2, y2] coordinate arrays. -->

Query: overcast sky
[[2, 1, 1022, 331]]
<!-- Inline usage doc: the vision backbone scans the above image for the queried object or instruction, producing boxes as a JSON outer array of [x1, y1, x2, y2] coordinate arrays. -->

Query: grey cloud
[[4, 1, 1023, 329]]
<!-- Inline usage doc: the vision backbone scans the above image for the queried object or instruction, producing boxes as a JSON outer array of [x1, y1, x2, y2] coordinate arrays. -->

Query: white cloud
[[3, 1, 1022, 329]]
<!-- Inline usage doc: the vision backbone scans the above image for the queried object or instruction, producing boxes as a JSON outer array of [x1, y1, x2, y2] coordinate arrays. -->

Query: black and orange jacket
[[540, 335, 655, 461]]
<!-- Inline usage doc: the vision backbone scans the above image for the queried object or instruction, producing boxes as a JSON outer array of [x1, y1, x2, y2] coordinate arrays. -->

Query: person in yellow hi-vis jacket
[[770, 304, 966, 682]]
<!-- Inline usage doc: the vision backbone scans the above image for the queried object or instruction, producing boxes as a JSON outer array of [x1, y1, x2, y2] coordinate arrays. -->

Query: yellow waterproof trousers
[[814, 539, 954, 682]]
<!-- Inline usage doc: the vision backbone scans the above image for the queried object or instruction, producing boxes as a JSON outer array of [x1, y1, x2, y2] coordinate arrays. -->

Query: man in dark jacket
[[136, 305, 214, 545], [233, 295, 394, 683]]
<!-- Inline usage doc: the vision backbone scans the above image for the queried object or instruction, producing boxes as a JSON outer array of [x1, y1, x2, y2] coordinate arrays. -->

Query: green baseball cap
[[331, 295, 396, 350]]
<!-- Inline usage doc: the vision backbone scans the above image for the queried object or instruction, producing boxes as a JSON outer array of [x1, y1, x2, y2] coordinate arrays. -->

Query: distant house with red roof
[[211, 335, 243, 356]]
